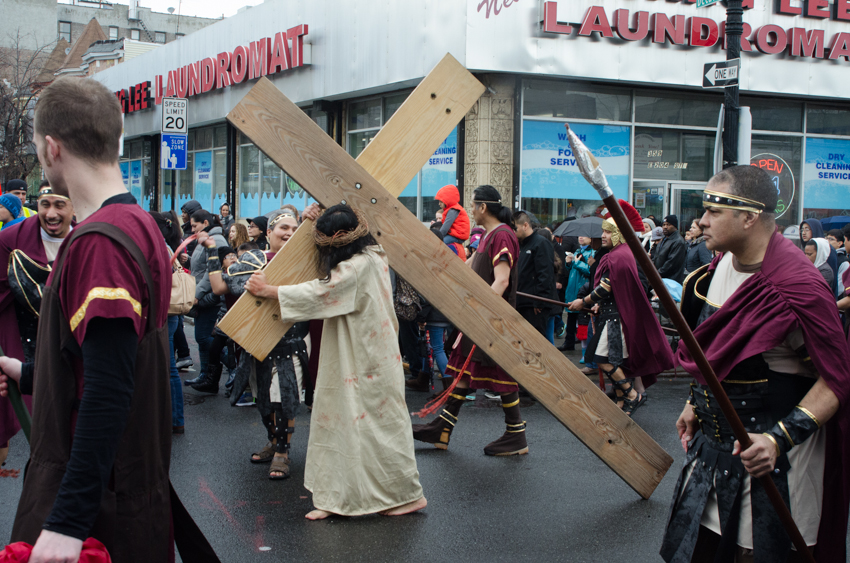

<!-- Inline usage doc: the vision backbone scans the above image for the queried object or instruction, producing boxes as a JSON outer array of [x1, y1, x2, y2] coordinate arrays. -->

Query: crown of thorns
[[312, 208, 370, 247]]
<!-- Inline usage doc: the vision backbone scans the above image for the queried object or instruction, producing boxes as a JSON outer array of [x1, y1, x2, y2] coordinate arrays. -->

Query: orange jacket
[[435, 184, 470, 241]]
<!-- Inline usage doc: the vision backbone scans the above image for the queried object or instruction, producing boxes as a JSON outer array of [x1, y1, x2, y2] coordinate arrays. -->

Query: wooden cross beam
[[221, 56, 674, 499], [218, 54, 483, 355]]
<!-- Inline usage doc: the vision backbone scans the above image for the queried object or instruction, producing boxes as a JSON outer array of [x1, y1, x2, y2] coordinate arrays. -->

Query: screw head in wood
[[371, 198, 377, 204], [446, 108, 451, 114], [355, 183, 362, 189], [341, 200, 347, 205], [430, 93, 436, 99]]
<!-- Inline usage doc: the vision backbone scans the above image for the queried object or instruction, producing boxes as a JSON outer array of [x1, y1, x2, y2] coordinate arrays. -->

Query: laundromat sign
[[541, 2, 850, 61], [114, 24, 309, 114]]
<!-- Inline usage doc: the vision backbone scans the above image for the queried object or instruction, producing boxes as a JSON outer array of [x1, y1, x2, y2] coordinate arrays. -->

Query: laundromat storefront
[[102, 0, 850, 227]]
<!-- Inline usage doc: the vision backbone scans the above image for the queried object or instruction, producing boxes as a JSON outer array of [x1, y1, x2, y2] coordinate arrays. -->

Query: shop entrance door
[[632, 180, 666, 223], [670, 183, 706, 225]]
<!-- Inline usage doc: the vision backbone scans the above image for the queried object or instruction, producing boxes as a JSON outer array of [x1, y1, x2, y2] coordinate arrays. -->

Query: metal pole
[[723, 0, 743, 169]]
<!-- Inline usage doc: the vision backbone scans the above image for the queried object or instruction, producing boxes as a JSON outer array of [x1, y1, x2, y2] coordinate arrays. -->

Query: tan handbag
[[169, 267, 196, 316]]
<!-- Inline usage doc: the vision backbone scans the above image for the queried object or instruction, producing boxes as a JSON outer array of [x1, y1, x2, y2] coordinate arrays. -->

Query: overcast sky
[[108, 0, 260, 20]]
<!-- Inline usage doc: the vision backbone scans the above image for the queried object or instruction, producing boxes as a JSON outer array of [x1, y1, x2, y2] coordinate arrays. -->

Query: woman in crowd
[[149, 210, 186, 434], [229, 223, 250, 249], [805, 238, 835, 287], [249, 216, 270, 251], [203, 208, 311, 480], [684, 218, 712, 276], [185, 209, 228, 389], [219, 202, 234, 232]]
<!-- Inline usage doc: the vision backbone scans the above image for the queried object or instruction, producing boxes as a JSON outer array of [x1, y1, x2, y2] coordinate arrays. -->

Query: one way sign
[[703, 59, 740, 88]]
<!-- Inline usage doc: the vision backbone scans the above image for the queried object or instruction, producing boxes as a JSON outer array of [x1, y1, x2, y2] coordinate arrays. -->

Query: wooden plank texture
[[223, 72, 674, 500], [218, 54, 485, 356]]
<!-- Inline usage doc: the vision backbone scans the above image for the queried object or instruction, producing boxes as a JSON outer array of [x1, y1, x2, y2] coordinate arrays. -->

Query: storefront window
[[520, 120, 629, 226], [524, 80, 630, 122], [806, 105, 850, 136], [635, 91, 721, 128], [164, 125, 227, 214], [633, 128, 715, 182], [120, 139, 152, 211], [801, 136, 848, 221], [740, 96, 803, 133], [239, 137, 310, 218], [750, 135, 801, 227], [348, 99, 381, 131], [239, 144, 260, 217]]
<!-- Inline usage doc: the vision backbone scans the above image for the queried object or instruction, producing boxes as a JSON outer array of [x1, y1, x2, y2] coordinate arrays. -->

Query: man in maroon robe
[[661, 165, 849, 563], [568, 200, 674, 416], [0, 187, 73, 466], [0, 77, 216, 563], [413, 185, 528, 456]]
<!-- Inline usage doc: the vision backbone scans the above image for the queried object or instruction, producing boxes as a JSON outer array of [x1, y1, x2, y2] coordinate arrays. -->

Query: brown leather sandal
[[268, 455, 291, 480], [250, 442, 275, 464]]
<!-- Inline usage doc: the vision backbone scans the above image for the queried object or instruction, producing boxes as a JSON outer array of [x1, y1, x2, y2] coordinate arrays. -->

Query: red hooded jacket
[[435, 184, 470, 241]]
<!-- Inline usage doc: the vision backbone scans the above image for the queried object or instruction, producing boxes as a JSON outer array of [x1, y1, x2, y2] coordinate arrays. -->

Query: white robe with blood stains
[[276, 245, 424, 515]]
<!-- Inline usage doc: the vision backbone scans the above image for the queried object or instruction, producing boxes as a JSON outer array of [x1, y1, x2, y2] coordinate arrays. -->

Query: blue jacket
[[564, 245, 594, 303]]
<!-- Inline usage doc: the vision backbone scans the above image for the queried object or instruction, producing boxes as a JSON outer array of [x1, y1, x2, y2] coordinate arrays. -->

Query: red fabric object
[[603, 199, 645, 233], [435, 184, 470, 241], [677, 231, 850, 562], [0, 216, 41, 445], [1, 537, 112, 562], [447, 241, 464, 258], [576, 325, 588, 341], [593, 243, 674, 384]]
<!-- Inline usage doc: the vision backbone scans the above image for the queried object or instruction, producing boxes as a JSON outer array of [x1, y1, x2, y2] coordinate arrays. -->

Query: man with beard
[[245, 204, 426, 519], [201, 206, 317, 479], [0, 77, 205, 562], [661, 166, 850, 563], [0, 185, 74, 467], [568, 200, 673, 416]]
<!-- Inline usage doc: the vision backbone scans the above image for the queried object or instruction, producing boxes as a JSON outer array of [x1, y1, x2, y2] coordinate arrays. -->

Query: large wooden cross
[[219, 54, 673, 499]]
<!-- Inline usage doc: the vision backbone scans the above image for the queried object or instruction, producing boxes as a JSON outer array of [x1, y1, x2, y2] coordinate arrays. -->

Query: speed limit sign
[[161, 98, 188, 135]]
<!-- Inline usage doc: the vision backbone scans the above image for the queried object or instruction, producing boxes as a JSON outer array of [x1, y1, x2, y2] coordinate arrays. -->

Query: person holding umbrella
[[559, 235, 594, 351]]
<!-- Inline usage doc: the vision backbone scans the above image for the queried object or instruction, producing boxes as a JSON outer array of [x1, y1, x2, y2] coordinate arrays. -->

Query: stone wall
[[462, 74, 516, 221]]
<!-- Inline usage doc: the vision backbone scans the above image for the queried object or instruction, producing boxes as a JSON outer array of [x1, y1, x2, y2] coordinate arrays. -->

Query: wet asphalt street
[[2, 324, 843, 561]]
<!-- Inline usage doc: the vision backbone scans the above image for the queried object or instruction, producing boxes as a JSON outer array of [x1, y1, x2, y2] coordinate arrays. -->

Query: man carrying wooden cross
[[245, 203, 426, 520]]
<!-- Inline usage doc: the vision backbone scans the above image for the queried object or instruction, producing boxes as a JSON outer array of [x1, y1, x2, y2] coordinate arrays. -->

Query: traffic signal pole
[[722, 0, 743, 169]]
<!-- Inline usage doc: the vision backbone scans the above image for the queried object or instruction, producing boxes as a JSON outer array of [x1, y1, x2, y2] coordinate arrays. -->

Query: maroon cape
[[594, 243, 674, 385], [677, 231, 850, 563], [0, 216, 43, 445]]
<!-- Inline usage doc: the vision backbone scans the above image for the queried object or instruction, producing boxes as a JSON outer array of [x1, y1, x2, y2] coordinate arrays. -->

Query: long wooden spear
[[564, 124, 815, 563]]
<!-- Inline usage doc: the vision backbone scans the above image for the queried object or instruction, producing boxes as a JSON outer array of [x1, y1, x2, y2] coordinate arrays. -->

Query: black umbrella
[[553, 216, 603, 238]]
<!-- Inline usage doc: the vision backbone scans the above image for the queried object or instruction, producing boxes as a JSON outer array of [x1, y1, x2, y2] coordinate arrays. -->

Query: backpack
[[394, 275, 421, 321]]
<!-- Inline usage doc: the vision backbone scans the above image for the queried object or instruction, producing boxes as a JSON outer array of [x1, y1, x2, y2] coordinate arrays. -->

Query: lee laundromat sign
[[114, 25, 309, 114], [541, 2, 850, 61]]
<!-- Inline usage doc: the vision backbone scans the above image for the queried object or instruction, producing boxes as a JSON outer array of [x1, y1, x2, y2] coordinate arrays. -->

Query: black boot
[[190, 363, 223, 394], [484, 392, 528, 456], [405, 369, 431, 392], [557, 339, 575, 351], [412, 392, 465, 449], [184, 372, 204, 386]]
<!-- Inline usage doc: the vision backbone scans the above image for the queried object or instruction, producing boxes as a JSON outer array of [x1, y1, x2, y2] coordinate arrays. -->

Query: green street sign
[[697, 0, 722, 6]]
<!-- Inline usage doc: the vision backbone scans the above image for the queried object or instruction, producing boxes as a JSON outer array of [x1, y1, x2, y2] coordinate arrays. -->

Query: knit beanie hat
[[0, 194, 22, 219], [663, 215, 679, 230]]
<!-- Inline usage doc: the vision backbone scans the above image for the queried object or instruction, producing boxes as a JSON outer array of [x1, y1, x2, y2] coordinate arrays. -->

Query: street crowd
[[0, 76, 847, 563]]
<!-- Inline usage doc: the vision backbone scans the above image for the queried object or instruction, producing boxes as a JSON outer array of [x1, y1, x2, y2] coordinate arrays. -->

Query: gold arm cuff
[[209, 270, 222, 275], [502, 398, 520, 408], [449, 393, 467, 401], [762, 433, 781, 457], [778, 421, 796, 448], [796, 405, 821, 428]]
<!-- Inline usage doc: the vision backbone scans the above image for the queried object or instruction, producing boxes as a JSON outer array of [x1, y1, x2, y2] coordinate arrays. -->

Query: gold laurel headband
[[313, 208, 370, 247], [702, 189, 765, 214]]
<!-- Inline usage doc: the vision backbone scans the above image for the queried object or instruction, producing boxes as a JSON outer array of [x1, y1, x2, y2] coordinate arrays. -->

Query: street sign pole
[[723, 0, 743, 169]]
